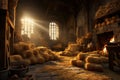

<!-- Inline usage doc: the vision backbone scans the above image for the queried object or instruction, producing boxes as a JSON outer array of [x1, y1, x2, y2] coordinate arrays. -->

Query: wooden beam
[[7, 16, 14, 29]]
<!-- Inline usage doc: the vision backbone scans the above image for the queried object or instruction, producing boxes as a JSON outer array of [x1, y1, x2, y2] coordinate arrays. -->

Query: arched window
[[21, 18, 34, 38], [49, 22, 59, 40]]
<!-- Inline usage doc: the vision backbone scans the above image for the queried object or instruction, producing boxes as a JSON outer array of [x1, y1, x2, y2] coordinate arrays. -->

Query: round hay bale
[[76, 60, 85, 67], [33, 49, 40, 57], [10, 55, 23, 63], [13, 43, 24, 54], [32, 49, 45, 63], [18, 42, 31, 50], [29, 57, 37, 65], [40, 52, 50, 61], [70, 59, 77, 66], [36, 46, 48, 53], [85, 56, 102, 64], [23, 59, 31, 65], [37, 56, 45, 64], [76, 52, 89, 61], [22, 50, 34, 58], [46, 50, 55, 60], [53, 54, 59, 60], [85, 63, 103, 72], [70, 59, 85, 67]]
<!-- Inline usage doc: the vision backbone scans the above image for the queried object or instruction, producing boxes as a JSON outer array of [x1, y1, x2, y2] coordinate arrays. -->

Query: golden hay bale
[[87, 51, 99, 54], [40, 52, 50, 61], [23, 59, 31, 65], [67, 44, 80, 52], [76, 60, 85, 67], [22, 50, 34, 58], [89, 54, 100, 57], [18, 42, 31, 50], [85, 56, 102, 64], [32, 49, 45, 63], [76, 52, 89, 61], [53, 54, 59, 60], [13, 42, 35, 55], [10, 55, 23, 63], [33, 49, 40, 57], [37, 56, 45, 64], [13, 43, 24, 54], [85, 63, 103, 72], [45, 50, 55, 60], [36, 46, 48, 53], [70, 59, 77, 66], [100, 56, 109, 63], [70, 59, 85, 67], [29, 57, 37, 64]]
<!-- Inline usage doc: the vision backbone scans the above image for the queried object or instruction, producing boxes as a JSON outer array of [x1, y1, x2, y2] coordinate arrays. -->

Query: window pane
[[49, 22, 59, 40], [21, 18, 34, 38]]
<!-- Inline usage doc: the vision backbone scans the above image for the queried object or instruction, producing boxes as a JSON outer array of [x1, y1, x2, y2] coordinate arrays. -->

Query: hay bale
[[40, 52, 50, 61], [89, 54, 100, 57], [87, 51, 99, 54], [23, 50, 38, 64], [100, 56, 109, 63], [37, 56, 45, 64], [46, 50, 55, 60], [13, 43, 24, 54], [67, 44, 80, 52], [13, 42, 35, 55], [33, 49, 45, 63], [70, 59, 77, 66], [29, 57, 37, 64], [22, 50, 34, 58], [36, 46, 48, 53], [76, 52, 89, 61], [70, 59, 85, 67], [76, 60, 85, 67], [23, 59, 31, 65], [85, 56, 102, 64], [85, 63, 103, 72], [10, 55, 23, 63]]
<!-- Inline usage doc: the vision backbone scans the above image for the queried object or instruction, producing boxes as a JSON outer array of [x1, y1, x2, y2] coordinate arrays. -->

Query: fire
[[102, 37, 115, 55], [103, 45, 107, 54], [110, 37, 115, 43]]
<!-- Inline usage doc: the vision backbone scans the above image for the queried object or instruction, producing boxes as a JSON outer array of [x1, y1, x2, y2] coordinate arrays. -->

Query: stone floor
[[24, 56, 120, 80]]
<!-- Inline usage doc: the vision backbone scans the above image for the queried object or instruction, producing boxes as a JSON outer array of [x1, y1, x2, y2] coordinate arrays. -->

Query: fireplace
[[96, 31, 114, 50]]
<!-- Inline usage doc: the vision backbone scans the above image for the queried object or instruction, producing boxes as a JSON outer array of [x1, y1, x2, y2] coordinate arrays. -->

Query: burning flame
[[103, 45, 107, 54], [102, 37, 114, 55], [110, 37, 115, 43]]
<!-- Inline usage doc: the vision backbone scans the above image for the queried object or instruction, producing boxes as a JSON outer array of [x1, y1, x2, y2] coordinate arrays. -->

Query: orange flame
[[110, 37, 115, 43], [103, 45, 107, 54]]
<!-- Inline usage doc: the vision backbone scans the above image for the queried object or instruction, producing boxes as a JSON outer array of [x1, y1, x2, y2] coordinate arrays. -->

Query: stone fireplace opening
[[97, 31, 114, 50]]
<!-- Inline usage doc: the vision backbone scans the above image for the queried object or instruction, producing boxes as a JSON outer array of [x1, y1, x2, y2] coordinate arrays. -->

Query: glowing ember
[[103, 45, 107, 54], [110, 37, 115, 43]]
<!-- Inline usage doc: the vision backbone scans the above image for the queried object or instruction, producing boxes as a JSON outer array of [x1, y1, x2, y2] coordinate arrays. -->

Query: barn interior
[[0, 0, 120, 80]]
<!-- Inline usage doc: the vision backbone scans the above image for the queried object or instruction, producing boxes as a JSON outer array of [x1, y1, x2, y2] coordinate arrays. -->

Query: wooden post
[[0, 9, 8, 70]]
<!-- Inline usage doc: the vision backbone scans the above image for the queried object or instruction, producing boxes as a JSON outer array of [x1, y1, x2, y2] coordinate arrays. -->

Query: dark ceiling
[[17, 0, 83, 23]]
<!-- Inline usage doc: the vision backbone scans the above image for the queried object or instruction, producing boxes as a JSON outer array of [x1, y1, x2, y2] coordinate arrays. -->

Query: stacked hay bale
[[34, 46, 59, 61], [10, 55, 23, 63], [11, 42, 59, 65], [70, 51, 108, 72], [13, 42, 35, 55], [60, 43, 79, 56]]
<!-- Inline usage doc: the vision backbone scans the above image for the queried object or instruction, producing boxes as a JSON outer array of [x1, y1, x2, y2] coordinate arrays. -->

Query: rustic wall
[[76, 0, 112, 38]]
